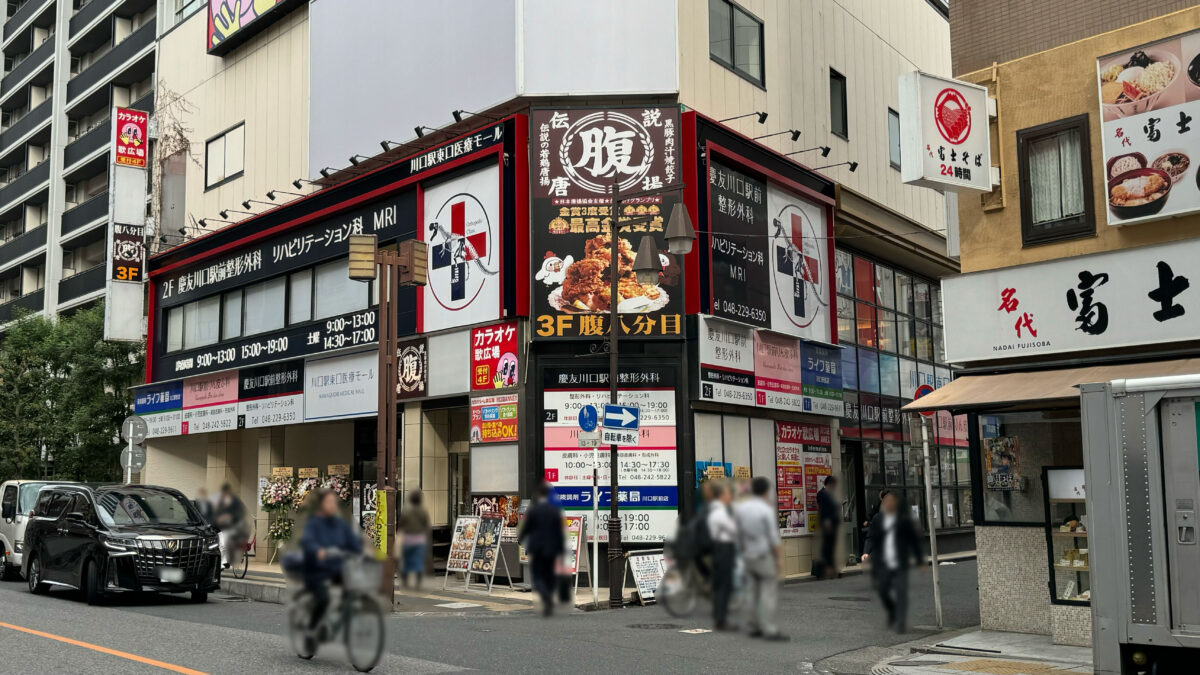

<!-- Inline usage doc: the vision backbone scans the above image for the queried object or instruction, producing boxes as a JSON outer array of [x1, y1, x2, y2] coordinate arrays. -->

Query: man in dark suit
[[815, 476, 841, 579], [518, 482, 565, 616], [862, 491, 924, 632]]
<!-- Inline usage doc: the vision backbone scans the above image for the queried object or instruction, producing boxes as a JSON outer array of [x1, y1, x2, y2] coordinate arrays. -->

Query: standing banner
[[530, 106, 684, 339]]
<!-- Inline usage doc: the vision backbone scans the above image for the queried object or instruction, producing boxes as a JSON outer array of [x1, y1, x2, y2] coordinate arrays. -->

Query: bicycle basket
[[342, 558, 383, 593]]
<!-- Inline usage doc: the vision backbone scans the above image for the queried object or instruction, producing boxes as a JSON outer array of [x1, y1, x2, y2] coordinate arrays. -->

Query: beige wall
[[282, 421, 354, 474], [956, 7, 1200, 273], [678, 0, 950, 233], [154, 5, 310, 237], [402, 404, 470, 529], [142, 434, 208, 493]]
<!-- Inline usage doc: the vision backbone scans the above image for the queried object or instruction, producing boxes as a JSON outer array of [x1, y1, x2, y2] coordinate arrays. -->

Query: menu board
[[468, 514, 504, 576], [446, 516, 480, 573]]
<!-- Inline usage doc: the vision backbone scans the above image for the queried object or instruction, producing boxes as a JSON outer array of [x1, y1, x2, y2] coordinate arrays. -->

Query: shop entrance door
[[450, 453, 471, 522], [841, 440, 866, 561]]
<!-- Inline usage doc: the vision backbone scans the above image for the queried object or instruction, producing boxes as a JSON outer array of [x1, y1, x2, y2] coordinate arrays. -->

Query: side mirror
[[66, 511, 87, 522], [1, 504, 14, 520]]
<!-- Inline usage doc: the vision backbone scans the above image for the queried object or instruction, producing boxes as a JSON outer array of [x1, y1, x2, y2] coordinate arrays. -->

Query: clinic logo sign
[[428, 191, 496, 311], [771, 205, 823, 329]]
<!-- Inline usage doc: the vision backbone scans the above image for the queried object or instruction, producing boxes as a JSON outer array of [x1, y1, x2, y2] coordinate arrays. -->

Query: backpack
[[689, 508, 714, 556]]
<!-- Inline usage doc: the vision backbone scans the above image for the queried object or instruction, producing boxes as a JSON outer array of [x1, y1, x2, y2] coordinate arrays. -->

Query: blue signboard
[[134, 381, 183, 414], [603, 404, 640, 429], [578, 404, 598, 432], [552, 486, 678, 509]]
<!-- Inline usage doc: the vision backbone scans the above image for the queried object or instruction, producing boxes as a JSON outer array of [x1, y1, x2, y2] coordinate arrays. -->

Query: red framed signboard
[[114, 108, 148, 168]]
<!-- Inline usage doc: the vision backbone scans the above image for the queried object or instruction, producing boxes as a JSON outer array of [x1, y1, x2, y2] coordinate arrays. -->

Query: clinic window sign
[[898, 71, 992, 192]]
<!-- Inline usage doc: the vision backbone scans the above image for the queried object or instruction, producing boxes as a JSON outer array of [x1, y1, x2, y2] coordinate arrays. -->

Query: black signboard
[[158, 191, 417, 308], [154, 306, 382, 379], [111, 223, 145, 282], [238, 359, 304, 399], [530, 106, 683, 340], [396, 337, 427, 400], [709, 162, 769, 327]]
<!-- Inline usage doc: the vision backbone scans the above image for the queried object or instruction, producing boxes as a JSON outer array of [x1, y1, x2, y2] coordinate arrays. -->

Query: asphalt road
[[0, 560, 979, 674]]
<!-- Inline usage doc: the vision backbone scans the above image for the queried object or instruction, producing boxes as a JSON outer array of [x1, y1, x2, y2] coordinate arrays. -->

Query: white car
[[0, 480, 77, 579]]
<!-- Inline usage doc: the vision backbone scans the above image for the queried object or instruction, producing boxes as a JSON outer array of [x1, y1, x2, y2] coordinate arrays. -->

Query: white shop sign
[[303, 350, 378, 421], [943, 238, 1200, 362], [240, 394, 303, 429], [899, 71, 992, 192], [697, 315, 755, 405]]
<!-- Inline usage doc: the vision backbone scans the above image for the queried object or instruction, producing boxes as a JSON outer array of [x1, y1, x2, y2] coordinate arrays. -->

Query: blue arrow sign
[[578, 405, 598, 432], [603, 404, 640, 429]]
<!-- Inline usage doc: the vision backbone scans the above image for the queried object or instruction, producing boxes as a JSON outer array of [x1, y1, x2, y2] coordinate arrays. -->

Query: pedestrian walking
[[518, 482, 564, 616], [215, 483, 248, 569], [862, 491, 923, 633], [705, 480, 738, 631], [396, 489, 431, 589], [733, 476, 788, 641], [815, 476, 840, 579], [860, 488, 888, 552], [193, 487, 215, 525]]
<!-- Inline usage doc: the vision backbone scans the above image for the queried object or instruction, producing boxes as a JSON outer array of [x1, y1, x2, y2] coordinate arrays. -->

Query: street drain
[[828, 596, 871, 602], [628, 623, 681, 630]]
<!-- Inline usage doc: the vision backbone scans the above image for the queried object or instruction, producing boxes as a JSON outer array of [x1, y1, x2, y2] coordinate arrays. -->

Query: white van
[[0, 480, 77, 579]]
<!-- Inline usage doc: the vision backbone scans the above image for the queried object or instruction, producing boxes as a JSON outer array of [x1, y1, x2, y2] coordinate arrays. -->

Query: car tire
[[26, 554, 47, 595], [84, 560, 105, 606], [0, 551, 12, 581], [190, 590, 208, 603]]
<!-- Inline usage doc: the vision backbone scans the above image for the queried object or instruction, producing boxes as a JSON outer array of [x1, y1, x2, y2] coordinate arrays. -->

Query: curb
[[783, 550, 976, 586]]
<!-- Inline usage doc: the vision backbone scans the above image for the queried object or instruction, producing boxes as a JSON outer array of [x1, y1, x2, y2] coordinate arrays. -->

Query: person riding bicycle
[[299, 489, 362, 640]]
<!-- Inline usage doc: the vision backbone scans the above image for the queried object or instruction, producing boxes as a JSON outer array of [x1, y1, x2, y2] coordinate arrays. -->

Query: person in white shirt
[[733, 476, 788, 641], [705, 480, 738, 631], [861, 491, 923, 632]]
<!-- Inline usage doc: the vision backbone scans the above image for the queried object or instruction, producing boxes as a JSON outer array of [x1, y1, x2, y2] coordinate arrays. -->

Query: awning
[[903, 357, 1200, 412]]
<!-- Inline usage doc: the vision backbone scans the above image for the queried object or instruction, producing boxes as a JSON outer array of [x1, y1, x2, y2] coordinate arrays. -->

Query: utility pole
[[348, 235, 427, 609]]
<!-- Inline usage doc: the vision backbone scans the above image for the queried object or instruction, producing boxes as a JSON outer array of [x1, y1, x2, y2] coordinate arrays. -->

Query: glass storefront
[[835, 248, 970, 534]]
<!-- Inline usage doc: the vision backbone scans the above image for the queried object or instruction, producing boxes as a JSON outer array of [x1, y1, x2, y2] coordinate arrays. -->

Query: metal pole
[[376, 255, 397, 607], [677, 252, 692, 520], [920, 417, 943, 629], [125, 435, 133, 485], [592, 447, 599, 607], [607, 179, 624, 609]]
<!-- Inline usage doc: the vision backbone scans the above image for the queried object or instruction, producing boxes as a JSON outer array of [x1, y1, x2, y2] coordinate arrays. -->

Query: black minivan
[[22, 484, 221, 604]]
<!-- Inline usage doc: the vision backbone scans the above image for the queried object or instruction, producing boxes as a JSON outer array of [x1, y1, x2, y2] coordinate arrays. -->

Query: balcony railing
[[67, 21, 154, 102], [70, 0, 118, 36], [3, 0, 51, 41], [0, 222, 45, 267], [58, 264, 104, 302], [0, 96, 50, 149], [63, 116, 108, 167], [0, 286, 44, 322], [131, 90, 152, 115], [1, 33, 53, 92], [61, 191, 107, 235], [0, 159, 48, 208]]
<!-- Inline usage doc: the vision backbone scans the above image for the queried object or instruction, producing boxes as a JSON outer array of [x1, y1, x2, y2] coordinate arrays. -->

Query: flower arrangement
[[267, 516, 293, 542], [323, 475, 351, 502], [293, 477, 321, 510], [261, 476, 295, 512]]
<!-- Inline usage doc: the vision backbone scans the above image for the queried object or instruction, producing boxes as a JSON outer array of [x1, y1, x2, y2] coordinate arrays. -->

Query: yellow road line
[[0, 621, 208, 675]]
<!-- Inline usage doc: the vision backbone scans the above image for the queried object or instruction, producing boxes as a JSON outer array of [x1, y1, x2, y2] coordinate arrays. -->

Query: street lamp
[[347, 234, 427, 609], [632, 236, 662, 284]]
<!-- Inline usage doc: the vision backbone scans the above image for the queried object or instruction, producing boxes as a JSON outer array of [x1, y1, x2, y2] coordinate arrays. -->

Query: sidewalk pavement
[[871, 630, 1093, 675]]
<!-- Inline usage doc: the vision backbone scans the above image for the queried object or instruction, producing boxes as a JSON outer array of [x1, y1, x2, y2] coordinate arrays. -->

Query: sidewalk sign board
[[624, 550, 666, 605]]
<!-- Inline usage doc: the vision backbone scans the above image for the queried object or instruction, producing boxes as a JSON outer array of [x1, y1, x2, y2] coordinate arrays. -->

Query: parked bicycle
[[285, 549, 385, 672], [231, 522, 255, 580]]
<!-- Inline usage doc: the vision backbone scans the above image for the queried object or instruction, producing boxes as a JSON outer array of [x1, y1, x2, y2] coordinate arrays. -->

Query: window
[[830, 69, 848, 139], [166, 306, 183, 352], [888, 108, 901, 169], [978, 411, 1083, 524], [221, 290, 242, 340], [288, 269, 312, 324], [709, 0, 764, 85], [314, 258, 368, 320], [204, 123, 245, 189], [1017, 114, 1094, 246], [243, 276, 286, 335], [182, 295, 220, 350]]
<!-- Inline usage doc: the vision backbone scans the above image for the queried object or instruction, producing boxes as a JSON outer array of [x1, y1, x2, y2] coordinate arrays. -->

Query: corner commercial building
[[139, 0, 961, 575]]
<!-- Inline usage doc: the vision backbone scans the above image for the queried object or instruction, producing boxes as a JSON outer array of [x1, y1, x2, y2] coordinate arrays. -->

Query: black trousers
[[305, 570, 341, 629], [874, 566, 909, 629], [819, 526, 838, 578], [711, 542, 736, 625], [530, 554, 556, 611]]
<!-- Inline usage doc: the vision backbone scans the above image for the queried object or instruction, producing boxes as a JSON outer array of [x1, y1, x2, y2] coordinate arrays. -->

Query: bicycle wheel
[[657, 565, 697, 618], [344, 593, 385, 672], [234, 549, 249, 579], [288, 593, 317, 660]]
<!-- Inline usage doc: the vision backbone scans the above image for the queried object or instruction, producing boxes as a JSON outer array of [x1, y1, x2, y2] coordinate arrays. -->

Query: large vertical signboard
[[707, 161, 833, 343], [106, 107, 149, 342], [775, 421, 832, 536], [530, 107, 684, 339], [542, 365, 678, 542], [898, 71, 992, 192], [1097, 29, 1200, 226], [421, 164, 502, 333]]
